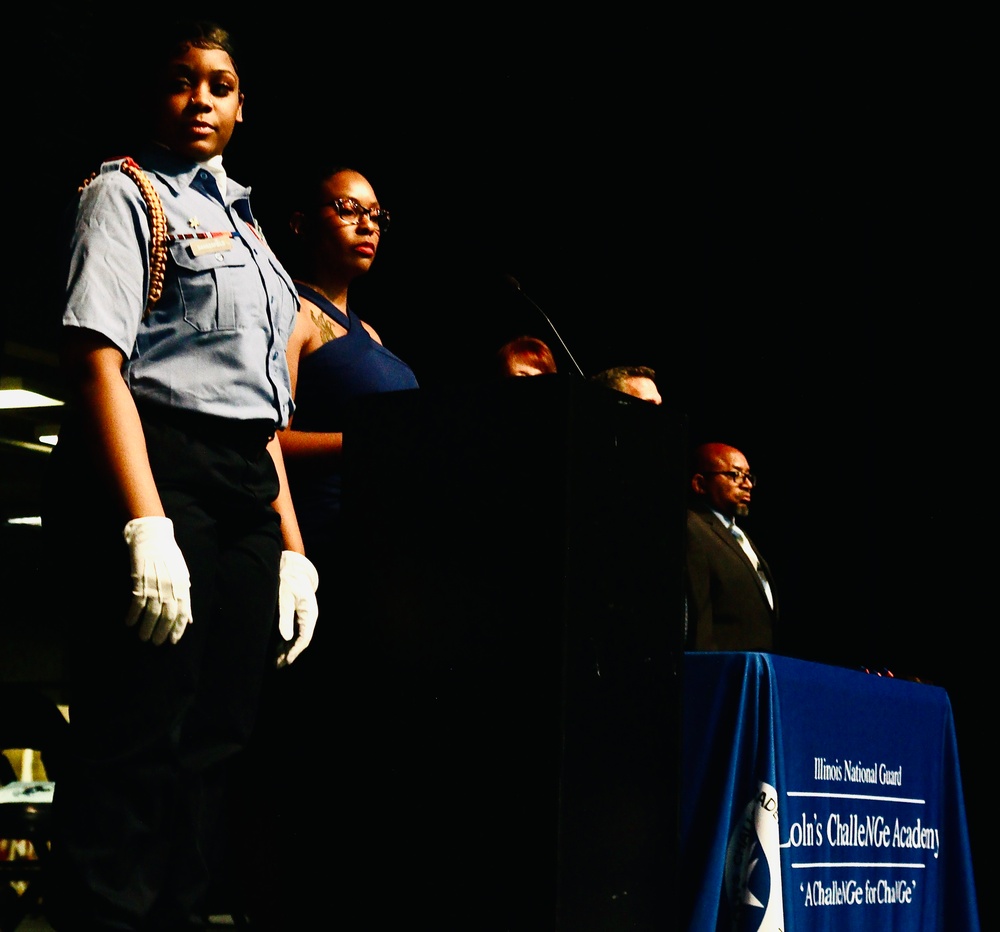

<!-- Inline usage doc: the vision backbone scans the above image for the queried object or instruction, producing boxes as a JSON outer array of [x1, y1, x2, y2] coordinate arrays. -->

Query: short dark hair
[[155, 20, 240, 74], [287, 163, 361, 214], [589, 365, 656, 393]]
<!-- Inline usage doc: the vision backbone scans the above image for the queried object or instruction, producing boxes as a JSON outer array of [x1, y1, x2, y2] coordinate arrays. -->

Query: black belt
[[135, 401, 277, 452]]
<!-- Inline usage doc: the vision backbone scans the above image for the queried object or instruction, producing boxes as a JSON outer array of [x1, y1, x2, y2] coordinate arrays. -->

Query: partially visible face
[[623, 376, 662, 405], [153, 45, 243, 161], [508, 360, 545, 376], [695, 447, 753, 518], [311, 171, 382, 278]]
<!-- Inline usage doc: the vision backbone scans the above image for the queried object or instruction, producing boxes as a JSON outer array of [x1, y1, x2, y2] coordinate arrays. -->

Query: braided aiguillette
[[78, 158, 167, 318]]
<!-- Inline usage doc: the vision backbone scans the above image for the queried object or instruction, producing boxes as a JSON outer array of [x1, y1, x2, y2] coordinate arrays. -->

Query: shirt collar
[[198, 154, 227, 200], [710, 508, 734, 529], [138, 144, 249, 204]]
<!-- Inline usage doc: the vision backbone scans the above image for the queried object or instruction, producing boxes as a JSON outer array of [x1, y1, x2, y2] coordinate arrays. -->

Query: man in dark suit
[[685, 442, 778, 651]]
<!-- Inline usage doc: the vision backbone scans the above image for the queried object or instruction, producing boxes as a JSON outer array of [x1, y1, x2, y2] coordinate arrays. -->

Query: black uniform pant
[[44, 406, 282, 931]]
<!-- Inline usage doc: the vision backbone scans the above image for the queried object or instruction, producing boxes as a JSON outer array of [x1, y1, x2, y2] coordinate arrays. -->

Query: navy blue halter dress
[[286, 282, 419, 554]]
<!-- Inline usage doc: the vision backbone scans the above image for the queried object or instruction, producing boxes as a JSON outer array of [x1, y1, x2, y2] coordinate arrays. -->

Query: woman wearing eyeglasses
[[274, 163, 418, 570], [233, 162, 418, 926]]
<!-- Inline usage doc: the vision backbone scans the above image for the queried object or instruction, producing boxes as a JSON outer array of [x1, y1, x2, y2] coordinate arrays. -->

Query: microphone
[[504, 274, 587, 379]]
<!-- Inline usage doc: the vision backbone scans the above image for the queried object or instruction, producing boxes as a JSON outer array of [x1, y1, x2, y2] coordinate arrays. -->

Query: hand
[[276, 550, 319, 667], [122, 516, 192, 646]]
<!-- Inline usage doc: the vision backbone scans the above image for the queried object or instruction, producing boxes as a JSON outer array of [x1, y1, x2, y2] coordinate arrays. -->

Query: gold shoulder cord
[[78, 157, 167, 318]]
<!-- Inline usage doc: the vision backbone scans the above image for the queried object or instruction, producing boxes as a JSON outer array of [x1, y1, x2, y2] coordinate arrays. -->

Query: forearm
[[277, 427, 344, 460], [268, 433, 306, 553]]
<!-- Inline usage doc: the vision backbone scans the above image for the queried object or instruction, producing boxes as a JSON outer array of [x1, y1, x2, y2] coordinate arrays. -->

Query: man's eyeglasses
[[704, 470, 757, 487], [321, 197, 390, 233]]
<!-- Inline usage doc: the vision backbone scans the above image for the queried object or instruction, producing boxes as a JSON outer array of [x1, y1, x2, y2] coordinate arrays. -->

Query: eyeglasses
[[321, 197, 390, 233], [704, 470, 757, 487]]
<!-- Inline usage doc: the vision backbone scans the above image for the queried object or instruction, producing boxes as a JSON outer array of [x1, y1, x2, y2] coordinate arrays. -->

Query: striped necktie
[[731, 523, 774, 610]]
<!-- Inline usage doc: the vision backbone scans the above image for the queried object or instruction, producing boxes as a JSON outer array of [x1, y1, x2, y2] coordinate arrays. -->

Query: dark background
[[4, 8, 988, 924]]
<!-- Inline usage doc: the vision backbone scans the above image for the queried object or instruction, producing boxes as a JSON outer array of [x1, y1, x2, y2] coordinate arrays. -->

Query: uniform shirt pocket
[[170, 239, 247, 332]]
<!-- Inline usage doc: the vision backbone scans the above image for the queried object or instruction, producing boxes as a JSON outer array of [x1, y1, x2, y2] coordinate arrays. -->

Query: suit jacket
[[685, 505, 778, 652]]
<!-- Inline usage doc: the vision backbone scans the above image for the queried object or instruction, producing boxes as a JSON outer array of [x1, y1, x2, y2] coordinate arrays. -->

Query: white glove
[[122, 516, 193, 646], [276, 550, 319, 667]]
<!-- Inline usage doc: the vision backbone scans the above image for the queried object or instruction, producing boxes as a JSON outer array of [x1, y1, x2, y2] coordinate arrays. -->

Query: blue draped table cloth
[[680, 652, 980, 931]]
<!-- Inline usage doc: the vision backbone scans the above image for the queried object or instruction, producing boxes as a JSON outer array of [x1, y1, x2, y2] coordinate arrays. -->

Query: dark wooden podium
[[336, 375, 685, 931]]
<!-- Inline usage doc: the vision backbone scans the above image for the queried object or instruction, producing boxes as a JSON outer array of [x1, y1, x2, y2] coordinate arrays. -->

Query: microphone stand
[[504, 275, 587, 379]]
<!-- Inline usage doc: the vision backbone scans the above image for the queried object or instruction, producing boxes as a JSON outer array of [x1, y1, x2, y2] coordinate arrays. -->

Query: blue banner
[[680, 652, 980, 931]]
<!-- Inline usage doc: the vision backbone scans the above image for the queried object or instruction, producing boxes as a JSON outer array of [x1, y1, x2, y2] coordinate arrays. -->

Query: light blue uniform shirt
[[61, 146, 298, 426]]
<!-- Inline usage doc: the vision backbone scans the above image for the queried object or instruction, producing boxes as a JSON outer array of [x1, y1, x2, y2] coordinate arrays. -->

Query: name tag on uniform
[[166, 231, 235, 256], [189, 236, 234, 256]]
